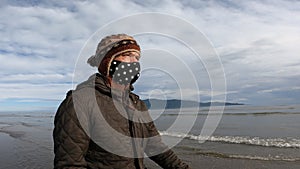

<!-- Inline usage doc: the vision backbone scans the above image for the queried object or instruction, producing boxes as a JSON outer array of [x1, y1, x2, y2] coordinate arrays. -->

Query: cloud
[[0, 83, 70, 100], [0, 73, 73, 84], [1, 0, 300, 111]]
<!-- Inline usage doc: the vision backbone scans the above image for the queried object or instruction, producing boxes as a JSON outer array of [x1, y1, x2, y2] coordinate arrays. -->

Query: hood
[[76, 73, 111, 96], [75, 73, 134, 97]]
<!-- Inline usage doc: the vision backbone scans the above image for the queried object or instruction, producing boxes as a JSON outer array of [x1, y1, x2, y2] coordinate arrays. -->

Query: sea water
[[0, 105, 299, 168], [152, 105, 300, 163]]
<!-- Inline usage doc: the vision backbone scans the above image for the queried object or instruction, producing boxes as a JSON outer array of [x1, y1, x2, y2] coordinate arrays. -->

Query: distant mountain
[[142, 99, 244, 109]]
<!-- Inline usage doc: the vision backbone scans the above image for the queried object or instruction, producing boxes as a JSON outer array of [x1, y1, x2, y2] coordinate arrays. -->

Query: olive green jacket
[[53, 73, 190, 169]]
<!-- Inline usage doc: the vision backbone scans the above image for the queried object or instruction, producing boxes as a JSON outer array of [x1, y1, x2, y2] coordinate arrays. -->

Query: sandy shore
[[1, 131, 300, 169], [144, 146, 300, 169]]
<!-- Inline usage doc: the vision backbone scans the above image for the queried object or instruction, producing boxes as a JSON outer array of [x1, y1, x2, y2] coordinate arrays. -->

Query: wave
[[156, 111, 300, 116], [226, 154, 300, 162], [222, 112, 300, 116], [176, 146, 300, 162], [159, 131, 300, 148]]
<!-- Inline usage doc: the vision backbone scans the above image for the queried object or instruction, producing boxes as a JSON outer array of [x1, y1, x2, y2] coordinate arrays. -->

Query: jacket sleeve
[[131, 93, 191, 169], [144, 121, 191, 169], [53, 92, 90, 169]]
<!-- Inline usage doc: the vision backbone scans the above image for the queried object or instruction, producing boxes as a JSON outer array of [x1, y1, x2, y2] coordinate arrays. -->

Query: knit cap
[[87, 34, 140, 76]]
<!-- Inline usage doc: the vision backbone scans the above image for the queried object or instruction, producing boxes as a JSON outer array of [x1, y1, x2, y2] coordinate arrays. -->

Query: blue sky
[[1, 0, 300, 111]]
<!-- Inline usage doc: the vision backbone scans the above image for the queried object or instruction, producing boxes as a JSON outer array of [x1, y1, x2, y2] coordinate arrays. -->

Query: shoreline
[[0, 131, 299, 169], [144, 145, 300, 169]]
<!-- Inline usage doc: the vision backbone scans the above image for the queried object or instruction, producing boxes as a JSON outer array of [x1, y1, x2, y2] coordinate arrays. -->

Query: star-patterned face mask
[[109, 60, 141, 85]]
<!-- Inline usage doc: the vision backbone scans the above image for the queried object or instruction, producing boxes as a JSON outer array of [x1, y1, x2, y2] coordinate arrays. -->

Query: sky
[[0, 0, 300, 111]]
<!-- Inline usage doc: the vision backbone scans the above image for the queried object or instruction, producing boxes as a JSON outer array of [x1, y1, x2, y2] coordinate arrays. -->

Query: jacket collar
[[76, 73, 134, 100]]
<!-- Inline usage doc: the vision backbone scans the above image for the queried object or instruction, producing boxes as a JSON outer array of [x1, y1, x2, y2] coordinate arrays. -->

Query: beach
[[145, 139, 300, 169], [0, 105, 299, 169], [145, 148, 300, 169]]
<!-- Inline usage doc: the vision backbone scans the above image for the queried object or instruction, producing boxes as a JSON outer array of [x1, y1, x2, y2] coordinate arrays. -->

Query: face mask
[[109, 60, 140, 85]]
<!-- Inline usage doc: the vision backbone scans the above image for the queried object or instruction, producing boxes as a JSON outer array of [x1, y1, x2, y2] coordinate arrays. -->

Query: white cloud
[[0, 73, 73, 84], [258, 86, 300, 94], [0, 82, 71, 100], [1, 0, 300, 109]]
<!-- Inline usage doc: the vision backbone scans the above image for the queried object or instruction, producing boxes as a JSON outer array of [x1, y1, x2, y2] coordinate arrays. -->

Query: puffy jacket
[[53, 73, 191, 169]]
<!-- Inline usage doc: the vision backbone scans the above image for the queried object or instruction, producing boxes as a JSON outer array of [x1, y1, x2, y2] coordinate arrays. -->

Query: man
[[53, 34, 191, 169]]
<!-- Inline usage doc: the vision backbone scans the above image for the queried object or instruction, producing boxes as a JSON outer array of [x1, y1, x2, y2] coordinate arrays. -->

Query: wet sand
[[1, 131, 300, 169], [145, 146, 300, 169], [0, 133, 17, 169]]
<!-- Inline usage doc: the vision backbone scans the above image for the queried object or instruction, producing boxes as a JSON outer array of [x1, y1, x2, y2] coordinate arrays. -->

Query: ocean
[[0, 105, 299, 169]]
